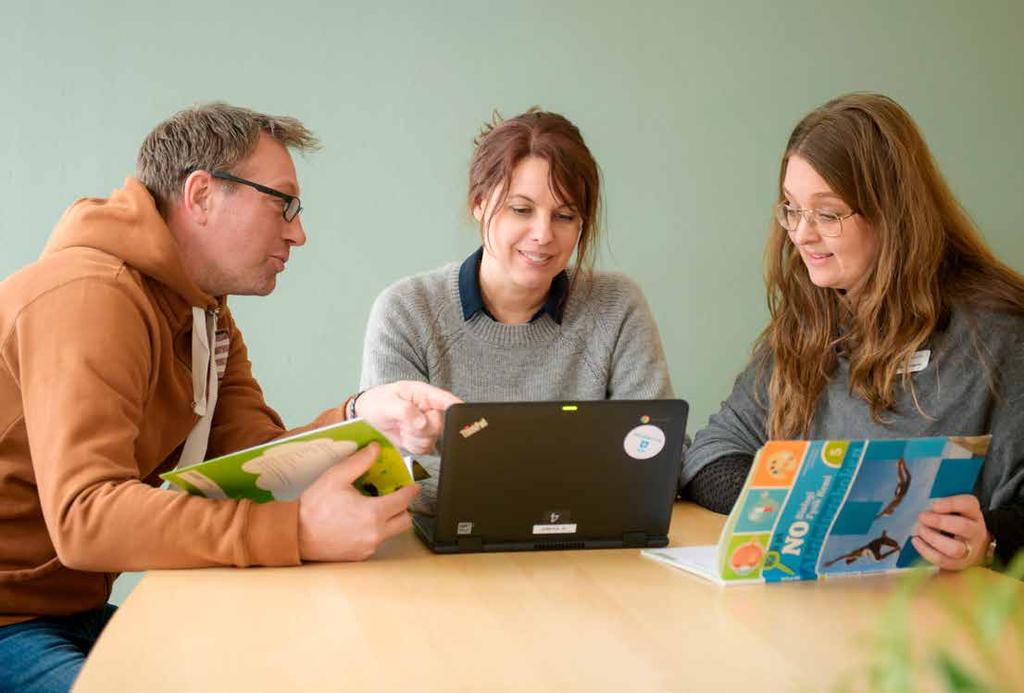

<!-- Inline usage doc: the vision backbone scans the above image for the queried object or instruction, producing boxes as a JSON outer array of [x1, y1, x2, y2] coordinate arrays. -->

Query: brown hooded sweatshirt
[[0, 179, 301, 626]]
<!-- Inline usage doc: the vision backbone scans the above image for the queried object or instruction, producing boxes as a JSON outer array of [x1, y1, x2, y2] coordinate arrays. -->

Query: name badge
[[900, 349, 930, 374]]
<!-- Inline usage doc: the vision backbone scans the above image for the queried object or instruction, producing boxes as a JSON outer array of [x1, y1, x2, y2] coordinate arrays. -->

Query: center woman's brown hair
[[758, 92, 1024, 439], [468, 109, 602, 298]]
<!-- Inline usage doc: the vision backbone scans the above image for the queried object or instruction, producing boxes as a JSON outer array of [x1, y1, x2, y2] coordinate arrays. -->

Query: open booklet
[[644, 435, 991, 585], [161, 419, 426, 502]]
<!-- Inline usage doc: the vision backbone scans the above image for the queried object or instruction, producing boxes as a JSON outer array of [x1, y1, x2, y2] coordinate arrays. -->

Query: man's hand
[[355, 381, 461, 454], [298, 442, 420, 562]]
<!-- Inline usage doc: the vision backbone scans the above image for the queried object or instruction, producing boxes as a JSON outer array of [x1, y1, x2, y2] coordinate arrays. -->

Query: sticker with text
[[533, 509, 577, 535], [459, 418, 488, 439], [623, 424, 666, 460], [532, 523, 578, 535]]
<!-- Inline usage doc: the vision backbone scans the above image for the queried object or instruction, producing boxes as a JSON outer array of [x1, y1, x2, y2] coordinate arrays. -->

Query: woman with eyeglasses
[[679, 93, 1024, 571], [359, 108, 673, 421]]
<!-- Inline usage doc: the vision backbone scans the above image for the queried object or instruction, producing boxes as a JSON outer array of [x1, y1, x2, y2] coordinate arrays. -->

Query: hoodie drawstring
[[174, 306, 220, 470]]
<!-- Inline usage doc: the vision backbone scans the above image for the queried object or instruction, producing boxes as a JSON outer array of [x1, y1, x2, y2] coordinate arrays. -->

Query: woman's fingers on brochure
[[911, 533, 970, 570], [912, 523, 983, 569], [914, 494, 990, 570], [911, 535, 955, 569], [914, 523, 963, 557], [916, 510, 974, 539], [928, 494, 982, 519]]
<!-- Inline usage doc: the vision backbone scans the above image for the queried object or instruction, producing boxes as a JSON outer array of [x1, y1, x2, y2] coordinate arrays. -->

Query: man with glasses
[[0, 102, 459, 692]]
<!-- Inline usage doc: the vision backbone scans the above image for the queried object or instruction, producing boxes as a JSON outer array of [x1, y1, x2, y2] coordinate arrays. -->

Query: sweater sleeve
[[680, 359, 769, 492], [205, 307, 287, 459], [976, 315, 1024, 566], [973, 312, 1024, 511], [983, 505, 1024, 567], [680, 453, 753, 514], [604, 275, 674, 400], [359, 280, 432, 390], [12, 279, 299, 571]]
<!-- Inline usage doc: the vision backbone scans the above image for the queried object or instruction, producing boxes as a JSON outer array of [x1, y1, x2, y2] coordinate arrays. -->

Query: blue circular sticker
[[623, 425, 666, 460]]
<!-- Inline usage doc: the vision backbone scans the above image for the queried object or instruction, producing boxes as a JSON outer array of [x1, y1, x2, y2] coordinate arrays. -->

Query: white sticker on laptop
[[534, 510, 576, 535], [623, 424, 666, 460], [533, 523, 578, 535]]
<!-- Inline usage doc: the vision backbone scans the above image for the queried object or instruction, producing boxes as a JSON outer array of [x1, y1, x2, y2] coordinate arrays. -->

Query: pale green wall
[[3, 2, 1023, 602]]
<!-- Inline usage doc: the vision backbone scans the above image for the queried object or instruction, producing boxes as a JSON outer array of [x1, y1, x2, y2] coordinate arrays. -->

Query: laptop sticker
[[533, 523, 578, 535], [457, 521, 474, 535], [459, 418, 488, 439], [623, 424, 666, 460], [533, 509, 577, 535]]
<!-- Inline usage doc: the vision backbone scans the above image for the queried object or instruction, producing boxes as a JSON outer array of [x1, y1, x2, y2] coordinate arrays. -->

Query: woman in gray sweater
[[360, 109, 673, 404], [681, 93, 1024, 571]]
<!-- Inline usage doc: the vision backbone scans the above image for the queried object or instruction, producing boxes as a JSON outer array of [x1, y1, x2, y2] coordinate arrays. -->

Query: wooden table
[[74, 503, 1023, 692]]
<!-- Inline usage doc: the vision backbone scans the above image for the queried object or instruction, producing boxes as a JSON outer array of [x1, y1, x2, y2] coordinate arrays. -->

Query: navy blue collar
[[458, 247, 569, 324]]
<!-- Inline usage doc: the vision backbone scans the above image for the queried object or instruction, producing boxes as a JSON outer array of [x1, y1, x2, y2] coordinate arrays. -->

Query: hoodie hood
[[42, 178, 222, 468], [43, 177, 214, 310]]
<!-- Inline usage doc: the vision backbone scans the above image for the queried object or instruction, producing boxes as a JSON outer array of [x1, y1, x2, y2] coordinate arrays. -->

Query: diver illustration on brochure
[[161, 419, 427, 502], [644, 435, 990, 584]]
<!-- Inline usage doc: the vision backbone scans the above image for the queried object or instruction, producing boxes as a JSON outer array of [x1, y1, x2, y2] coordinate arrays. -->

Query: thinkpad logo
[[459, 417, 488, 439]]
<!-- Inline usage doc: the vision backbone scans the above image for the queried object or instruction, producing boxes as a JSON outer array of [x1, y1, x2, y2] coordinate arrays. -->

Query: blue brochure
[[644, 435, 990, 584]]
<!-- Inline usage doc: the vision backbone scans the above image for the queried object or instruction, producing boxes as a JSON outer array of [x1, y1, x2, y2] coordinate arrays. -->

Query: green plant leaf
[[932, 649, 989, 692]]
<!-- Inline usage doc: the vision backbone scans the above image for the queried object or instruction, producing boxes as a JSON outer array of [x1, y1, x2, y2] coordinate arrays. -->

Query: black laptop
[[412, 399, 688, 553]]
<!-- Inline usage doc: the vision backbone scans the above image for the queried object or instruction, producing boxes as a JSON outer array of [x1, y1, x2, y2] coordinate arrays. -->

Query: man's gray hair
[[136, 102, 320, 214]]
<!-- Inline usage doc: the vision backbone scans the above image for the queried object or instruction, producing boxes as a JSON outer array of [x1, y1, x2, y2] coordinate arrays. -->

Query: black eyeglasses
[[210, 171, 303, 222]]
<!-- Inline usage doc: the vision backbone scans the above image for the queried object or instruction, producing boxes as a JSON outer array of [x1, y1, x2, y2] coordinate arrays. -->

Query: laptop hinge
[[456, 536, 484, 551], [623, 531, 648, 547]]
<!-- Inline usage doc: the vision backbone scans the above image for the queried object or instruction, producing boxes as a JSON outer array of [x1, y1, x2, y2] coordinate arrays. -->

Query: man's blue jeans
[[0, 604, 116, 693]]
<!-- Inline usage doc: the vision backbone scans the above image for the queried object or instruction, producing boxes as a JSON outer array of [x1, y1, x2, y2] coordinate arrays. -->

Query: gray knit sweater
[[359, 262, 674, 402], [681, 306, 1024, 512]]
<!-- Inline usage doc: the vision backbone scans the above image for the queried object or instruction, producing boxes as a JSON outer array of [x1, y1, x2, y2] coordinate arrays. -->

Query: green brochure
[[161, 419, 424, 502]]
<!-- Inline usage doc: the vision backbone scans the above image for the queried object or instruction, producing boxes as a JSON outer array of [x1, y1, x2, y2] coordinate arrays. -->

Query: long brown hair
[[468, 108, 602, 297], [759, 92, 1024, 438]]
